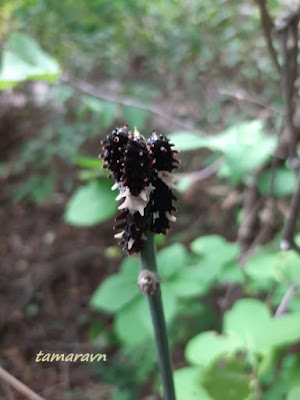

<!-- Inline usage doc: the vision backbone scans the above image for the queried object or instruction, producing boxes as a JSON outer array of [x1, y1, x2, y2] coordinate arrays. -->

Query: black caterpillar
[[100, 127, 179, 253], [100, 125, 131, 182], [147, 131, 178, 234]]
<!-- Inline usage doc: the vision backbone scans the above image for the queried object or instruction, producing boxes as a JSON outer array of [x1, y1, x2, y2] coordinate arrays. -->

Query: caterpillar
[[147, 131, 179, 234], [100, 127, 179, 253], [100, 125, 131, 182]]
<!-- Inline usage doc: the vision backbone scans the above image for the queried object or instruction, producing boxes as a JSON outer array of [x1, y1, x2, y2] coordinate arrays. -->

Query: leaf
[[0, 33, 61, 89], [275, 250, 300, 285], [209, 120, 276, 184], [258, 167, 296, 197], [287, 387, 300, 400], [224, 299, 272, 353], [157, 243, 188, 279], [122, 105, 150, 128], [202, 357, 253, 400], [90, 273, 139, 313], [115, 296, 152, 346], [224, 299, 300, 354], [167, 132, 206, 151], [174, 367, 212, 400], [185, 331, 240, 366], [244, 251, 278, 291], [190, 235, 239, 285], [191, 235, 238, 263], [64, 179, 117, 226]]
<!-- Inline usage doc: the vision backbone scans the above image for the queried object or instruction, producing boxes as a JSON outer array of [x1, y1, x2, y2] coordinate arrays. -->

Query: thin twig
[[219, 88, 283, 115], [274, 283, 297, 317], [256, 0, 281, 75], [0, 367, 46, 400], [139, 230, 176, 400], [281, 172, 300, 252], [60, 75, 193, 130], [175, 157, 224, 182]]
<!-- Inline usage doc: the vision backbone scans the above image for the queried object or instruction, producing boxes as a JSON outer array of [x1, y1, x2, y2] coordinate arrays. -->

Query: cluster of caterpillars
[[100, 125, 179, 254]]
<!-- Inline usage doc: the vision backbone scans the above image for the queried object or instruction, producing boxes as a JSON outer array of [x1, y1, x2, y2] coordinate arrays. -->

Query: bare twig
[[60, 75, 193, 130], [0, 367, 46, 400], [175, 157, 224, 183], [276, 6, 300, 164], [281, 172, 300, 252], [256, 0, 281, 75], [274, 283, 297, 317], [219, 88, 283, 115]]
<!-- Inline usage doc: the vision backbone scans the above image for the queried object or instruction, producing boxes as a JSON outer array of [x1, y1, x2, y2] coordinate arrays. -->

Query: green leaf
[[275, 250, 300, 285], [224, 299, 300, 353], [167, 132, 206, 151], [115, 296, 152, 346], [258, 167, 297, 197], [244, 251, 278, 291], [202, 357, 253, 400], [224, 299, 272, 353], [209, 120, 276, 184], [174, 367, 212, 400], [90, 273, 139, 313], [190, 235, 239, 285], [0, 33, 61, 89], [191, 235, 238, 263], [158, 243, 188, 279], [185, 331, 240, 366], [64, 179, 117, 226], [287, 386, 300, 400], [122, 105, 150, 128]]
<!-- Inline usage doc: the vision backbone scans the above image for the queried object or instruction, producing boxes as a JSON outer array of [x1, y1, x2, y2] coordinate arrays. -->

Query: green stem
[[139, 230, 176, 400]]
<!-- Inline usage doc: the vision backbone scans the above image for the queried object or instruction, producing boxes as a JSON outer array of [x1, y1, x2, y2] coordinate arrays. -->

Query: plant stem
[[139, 230, 176, 400]]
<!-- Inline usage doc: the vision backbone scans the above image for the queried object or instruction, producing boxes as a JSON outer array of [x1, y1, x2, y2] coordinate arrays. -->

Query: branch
[[139, 230, 176, 400], [274, 283, 297, 317], [0, 367, 46, 400], [60, 75, 193, 131], [281, 172, 300, 252], [256, 0, 281, 75], [276, 6, 300, 164]]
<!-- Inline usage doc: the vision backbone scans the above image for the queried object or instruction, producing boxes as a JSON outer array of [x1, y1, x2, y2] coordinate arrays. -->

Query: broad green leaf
[[245, 251, 278, 290], [174, 367, 212, 400], [224, 299, 272, 352], [209, 120, 276, 184], [158, 243, 188, 279], [0, 33, 61, 89], [191, 235, 238, 263], [122, 105, 150, 128], [287, 386, 300, 400], [90, 273, 139, 313], [167, 132, 206, 151], [64, 179, 116, 226], [115, 296, 152, 346], [202, 357, 253, 400], [185, 331, 240, 366], [275, 250, 300, 285], [224, 299, 300, 353], [168, 267, 210, 297], [258, 167, 296, 197]]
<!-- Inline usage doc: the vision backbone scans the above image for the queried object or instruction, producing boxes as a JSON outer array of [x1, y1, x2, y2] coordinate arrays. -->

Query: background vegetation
[[0, 0, 300, 399]]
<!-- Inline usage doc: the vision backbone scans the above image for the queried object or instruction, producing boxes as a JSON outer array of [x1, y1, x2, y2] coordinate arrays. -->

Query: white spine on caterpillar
[[157, 170, 176, 189], [117, 185, 153, 216]]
